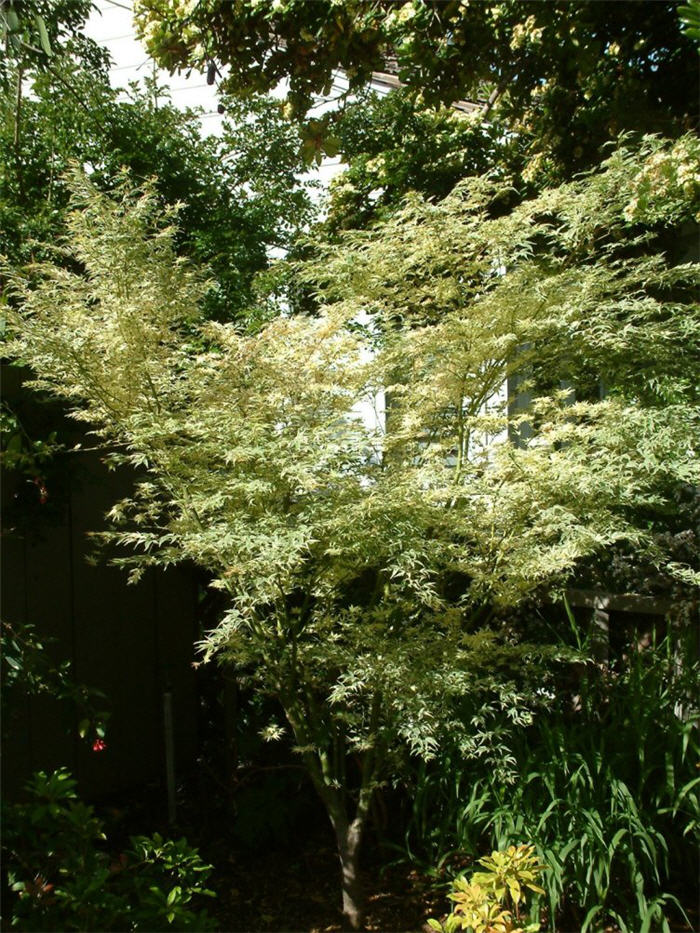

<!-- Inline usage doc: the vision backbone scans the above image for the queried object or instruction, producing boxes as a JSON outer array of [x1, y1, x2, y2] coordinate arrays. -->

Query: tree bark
[[280, 688, 381, 930], [327, 800, 366, 930]]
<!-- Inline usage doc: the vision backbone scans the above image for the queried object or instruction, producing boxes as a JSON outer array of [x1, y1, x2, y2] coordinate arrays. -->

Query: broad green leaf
[[34, 13, 52, 56]]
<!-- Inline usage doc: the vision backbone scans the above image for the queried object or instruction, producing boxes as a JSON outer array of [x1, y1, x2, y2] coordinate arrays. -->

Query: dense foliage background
[[2, 1, 698, 931]]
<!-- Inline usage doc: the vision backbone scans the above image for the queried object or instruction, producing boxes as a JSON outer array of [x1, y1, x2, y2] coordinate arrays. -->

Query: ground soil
[[106, 765, 446, 932], [206, 824, 443, 933]]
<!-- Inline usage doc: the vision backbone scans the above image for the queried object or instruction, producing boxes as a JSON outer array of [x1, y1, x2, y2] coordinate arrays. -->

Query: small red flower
[[33, 476, 48, 504], [25, 874, 55, 902], [92, 738, 107, 752]]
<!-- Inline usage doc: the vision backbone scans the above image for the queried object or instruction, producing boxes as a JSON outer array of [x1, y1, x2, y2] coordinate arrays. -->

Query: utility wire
[[98, 0, 133, 11], [111, 59, 147, 71], [94, 32, 136, 42], [112, 56, 151, 72], [90, 30, 393, 100]]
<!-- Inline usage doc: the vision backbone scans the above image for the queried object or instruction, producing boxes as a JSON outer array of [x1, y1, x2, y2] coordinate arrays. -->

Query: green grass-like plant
[[405, 631, 699, 931]]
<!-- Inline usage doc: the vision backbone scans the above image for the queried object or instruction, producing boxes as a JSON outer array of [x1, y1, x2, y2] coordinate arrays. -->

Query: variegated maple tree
[[5, 135, 698, 927]]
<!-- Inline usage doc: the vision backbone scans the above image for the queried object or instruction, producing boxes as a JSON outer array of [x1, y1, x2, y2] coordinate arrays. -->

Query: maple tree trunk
[[282, 690, 380, 930], [328, 803, 366, 930]]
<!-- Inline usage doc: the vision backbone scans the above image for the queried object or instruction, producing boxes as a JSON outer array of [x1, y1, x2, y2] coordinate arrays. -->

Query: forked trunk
[[282, 693, 380, 930]]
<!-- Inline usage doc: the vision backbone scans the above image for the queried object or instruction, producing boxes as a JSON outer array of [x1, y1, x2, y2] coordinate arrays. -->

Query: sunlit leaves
[[134, 0, 697, 178], [5, 137, 699, 846]]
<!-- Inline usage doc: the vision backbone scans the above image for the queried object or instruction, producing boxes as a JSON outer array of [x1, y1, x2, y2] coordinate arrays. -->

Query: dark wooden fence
[[2, 365, 200, 800]]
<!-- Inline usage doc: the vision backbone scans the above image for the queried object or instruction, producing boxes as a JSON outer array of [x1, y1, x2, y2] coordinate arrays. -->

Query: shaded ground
[[207, 823, 443, 933], [104, 763, 446, 932]]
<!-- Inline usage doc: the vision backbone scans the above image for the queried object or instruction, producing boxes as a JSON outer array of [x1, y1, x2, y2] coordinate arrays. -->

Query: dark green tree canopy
[[135, 0, 698, 176], [1, 67, 315, 322], [323, 88, 521, 230]]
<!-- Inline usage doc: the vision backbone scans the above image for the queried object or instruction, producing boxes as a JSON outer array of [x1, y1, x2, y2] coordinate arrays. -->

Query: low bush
[[2, 768, 216, 931]]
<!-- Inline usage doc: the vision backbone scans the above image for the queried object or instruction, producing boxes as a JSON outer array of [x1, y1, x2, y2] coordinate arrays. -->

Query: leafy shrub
[[428, 844, 545, 933], [404, 630, 699, 931], [3, 769, 216, 931], [1, 620, 109, 748]]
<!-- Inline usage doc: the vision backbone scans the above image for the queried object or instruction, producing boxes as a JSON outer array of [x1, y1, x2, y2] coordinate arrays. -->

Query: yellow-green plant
[[428, 846, 546, 933], [444, 879, 517, 933], [408, 630, 699, 931], [471, 845, 546, 919]]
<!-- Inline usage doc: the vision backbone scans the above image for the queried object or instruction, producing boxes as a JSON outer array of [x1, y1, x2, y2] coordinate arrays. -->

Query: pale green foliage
[[5, 168, 565, 769], [4, 137, 699, 892], [622, 135, 700, 225], [295, 135, 699, 594], [6, 169, 210, 430]]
